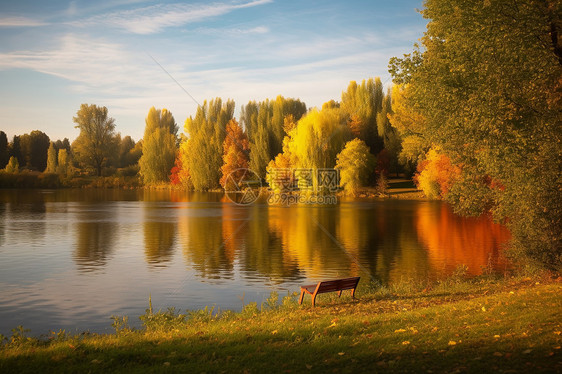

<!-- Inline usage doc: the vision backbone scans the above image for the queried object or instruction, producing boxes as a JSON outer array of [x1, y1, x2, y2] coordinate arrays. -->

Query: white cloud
[[196, 25, 269, 36], [0, 16, 47, 27], [72, 0, 273, 35]]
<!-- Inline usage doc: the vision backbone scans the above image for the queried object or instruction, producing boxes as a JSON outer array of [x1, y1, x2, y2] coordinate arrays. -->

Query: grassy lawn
[[1, 274, 560, 373]]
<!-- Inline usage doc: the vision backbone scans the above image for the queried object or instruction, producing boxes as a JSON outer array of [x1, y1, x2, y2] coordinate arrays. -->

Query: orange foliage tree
[[414, 147, 461, 199], [219, 119, 250, 190]]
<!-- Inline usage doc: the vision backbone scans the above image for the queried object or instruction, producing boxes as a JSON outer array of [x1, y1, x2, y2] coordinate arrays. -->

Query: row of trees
[[1, 106, 142, 178], [2, 77, 405, 197], [168, 81, 400, 195]]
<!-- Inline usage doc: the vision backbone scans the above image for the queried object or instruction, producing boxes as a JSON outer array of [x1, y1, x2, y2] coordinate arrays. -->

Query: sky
[[0, 0, 426, 142]]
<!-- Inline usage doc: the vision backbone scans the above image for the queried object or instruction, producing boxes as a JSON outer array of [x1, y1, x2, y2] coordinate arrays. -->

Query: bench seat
[[299, 277, 360, 307]]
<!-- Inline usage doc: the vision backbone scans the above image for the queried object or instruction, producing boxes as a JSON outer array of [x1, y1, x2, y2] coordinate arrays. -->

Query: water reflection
[[0, 190, 515, 337], [178, 203, 232, 280], [415, 203, 510, 276], [242, 205, 302, 283], [73, 204, 116, 272], [143, 200, 176, 268]]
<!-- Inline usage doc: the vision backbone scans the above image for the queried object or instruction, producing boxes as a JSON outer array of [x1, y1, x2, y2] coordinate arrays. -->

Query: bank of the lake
[[1, 274, 560, 373]]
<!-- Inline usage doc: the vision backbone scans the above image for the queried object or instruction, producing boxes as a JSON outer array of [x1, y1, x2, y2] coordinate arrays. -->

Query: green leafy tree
[[139, 107, 178, 184], [183, 98, 234, 190], [335, 139, 376, 196], [72, 104, 118, 176], [389, 0, 562, 267], [249, 121, 270, 178], [45, 142, 57, 173]]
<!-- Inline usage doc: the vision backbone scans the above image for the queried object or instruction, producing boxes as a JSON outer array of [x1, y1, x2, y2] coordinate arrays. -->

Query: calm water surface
[[0, 189, 510, 336]]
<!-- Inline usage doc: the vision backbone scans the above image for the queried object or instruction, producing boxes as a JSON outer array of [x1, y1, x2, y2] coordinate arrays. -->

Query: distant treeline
[[1, 77, 406, 196]]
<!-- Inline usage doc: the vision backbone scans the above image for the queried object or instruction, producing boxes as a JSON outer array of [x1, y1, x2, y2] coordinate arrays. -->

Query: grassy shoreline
[[1, 273, 560, 373]]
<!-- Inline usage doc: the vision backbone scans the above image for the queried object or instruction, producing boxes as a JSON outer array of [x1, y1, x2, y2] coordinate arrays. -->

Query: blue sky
[[0, 0, 425, 142]]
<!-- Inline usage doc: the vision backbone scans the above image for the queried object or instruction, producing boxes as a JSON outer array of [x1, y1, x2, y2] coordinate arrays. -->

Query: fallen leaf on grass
[[402, 341, 410, 345], [338, 352, 345, 356], [493, 352, 503, 357], [394, 329, 407, 333], [271, 330, 278, 335], [448, 341, 457, 346], [306, 364, 313, 369]]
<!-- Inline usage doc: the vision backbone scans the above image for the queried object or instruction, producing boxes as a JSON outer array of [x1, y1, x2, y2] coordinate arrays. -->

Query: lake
[[0, 189, 510, 337]]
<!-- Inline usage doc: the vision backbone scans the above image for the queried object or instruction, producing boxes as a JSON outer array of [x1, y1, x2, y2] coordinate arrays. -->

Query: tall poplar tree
[[45, 142, 57, 173], [183, 98, 234, 190], [139, 107, 178, 184]]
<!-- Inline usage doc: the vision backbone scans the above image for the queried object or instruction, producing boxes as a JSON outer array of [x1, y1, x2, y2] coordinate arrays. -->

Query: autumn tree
[[240, 96, 306, 178], [57, 149, 69, 176], [0, 131, 8, 169], [220, 119, 250, 190], [414, 147, 461, 199], [376, 92, 401, 175], [183, 98, 234, 190], [72, 104, 118, 176], [5, 156, 19, 173], [389, 0, 562, 267], [18, 130, 50, 171], [118, 135, 140, 168], [387, 84, 429, 174], [341, 78, 384, 154], [139, 107, 178, 184], [45, 142, 57, 173], [335, 139, 376, 196], [9, 135, 22, 167], [289, 106, 351, 171]]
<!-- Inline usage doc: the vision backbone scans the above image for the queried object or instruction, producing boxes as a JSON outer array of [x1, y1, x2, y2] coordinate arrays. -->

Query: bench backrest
[[316, 277, 360, 294]]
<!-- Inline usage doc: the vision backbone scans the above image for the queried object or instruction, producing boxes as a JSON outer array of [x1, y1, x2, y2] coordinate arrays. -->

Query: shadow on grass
[[1, 328, 558, 373]]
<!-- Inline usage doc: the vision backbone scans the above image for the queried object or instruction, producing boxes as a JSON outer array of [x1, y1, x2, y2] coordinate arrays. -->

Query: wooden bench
[[298, 277, 360, 307]]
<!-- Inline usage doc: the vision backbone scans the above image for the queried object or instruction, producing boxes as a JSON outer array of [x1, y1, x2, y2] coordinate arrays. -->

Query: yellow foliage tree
[[335, 139, 376, 196]]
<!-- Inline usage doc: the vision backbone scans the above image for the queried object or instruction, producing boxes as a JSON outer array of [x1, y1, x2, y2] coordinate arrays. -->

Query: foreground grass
[[1, 275, 560, 373]]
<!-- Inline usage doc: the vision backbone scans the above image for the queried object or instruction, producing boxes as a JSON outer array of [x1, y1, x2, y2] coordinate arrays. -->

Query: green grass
[[1, 274, 560, 373]]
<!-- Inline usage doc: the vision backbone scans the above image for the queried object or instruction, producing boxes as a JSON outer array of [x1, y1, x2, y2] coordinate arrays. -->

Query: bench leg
[[351, 287, 356, 299], [338, 290, 343, 298], [299, 289, 305, 305], [312, 291, 318, 307]]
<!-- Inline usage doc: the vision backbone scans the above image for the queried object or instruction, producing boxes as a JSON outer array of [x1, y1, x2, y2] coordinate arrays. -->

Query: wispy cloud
[[196, 25, 269, 36], [72, 0, 273, 35], [0, 16, 48, 27]]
